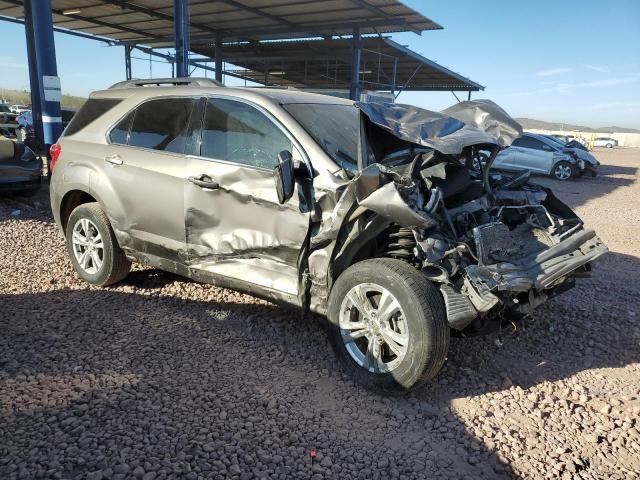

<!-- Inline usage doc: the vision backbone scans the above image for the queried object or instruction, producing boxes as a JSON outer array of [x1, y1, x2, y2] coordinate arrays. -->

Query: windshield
[[283, 103, 360, 173], [550, 135, 567, 145]]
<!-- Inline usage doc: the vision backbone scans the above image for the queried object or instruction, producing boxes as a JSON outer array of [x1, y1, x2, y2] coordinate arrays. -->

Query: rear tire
[[606, 143, 613, 149], [327, 258, 449, 390], [66, 202, 131, 286], [552, 161, 575, 181]]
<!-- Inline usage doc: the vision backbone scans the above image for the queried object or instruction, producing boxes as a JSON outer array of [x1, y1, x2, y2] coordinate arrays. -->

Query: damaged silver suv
[[50, 78, 607, 389]]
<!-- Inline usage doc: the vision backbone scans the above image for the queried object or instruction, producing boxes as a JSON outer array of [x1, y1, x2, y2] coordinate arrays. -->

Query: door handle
[[188, 174, 219, 190], [105, 154, 123, 166]]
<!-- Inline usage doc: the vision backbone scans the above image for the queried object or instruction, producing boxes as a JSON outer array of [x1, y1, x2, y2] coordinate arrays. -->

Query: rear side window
[[515, 136, 546, 150], [63, 98, 122, 136], [127, 98, 197, 154], [109, 112, 134, 145]]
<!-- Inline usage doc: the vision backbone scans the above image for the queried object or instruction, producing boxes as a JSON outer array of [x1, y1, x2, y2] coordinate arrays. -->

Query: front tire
[[66, 202, 131, 286], [552, 161, 575, 181], [327, 258, 449, 390]]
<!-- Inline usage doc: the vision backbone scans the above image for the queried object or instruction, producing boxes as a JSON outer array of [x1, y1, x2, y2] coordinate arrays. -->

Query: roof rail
[[109, 77, 222, 89], [249, 86, 299, 90]]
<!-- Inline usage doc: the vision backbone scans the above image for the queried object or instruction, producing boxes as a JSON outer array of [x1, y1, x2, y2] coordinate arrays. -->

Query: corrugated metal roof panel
[[0, 0, 441, 43], [195, 37, 483, 92]]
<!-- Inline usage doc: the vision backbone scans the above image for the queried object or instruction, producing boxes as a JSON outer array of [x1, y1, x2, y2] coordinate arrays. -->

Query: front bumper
[[583, 162, 599, 176], [0, 162, 42, 192], [463, 228, 607, 315]]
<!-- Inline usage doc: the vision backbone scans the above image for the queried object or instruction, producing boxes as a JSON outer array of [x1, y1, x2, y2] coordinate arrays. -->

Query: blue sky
[[1, 0, 639, 128]]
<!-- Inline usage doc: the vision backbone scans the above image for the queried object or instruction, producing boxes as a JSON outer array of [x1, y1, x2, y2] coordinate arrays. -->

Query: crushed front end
[[419, 176, 607, 332], [313, 100, 608, 334]]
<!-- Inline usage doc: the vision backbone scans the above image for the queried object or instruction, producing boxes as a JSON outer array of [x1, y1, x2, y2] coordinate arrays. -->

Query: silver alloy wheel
[[554, 164, 572, 180], [338, 283, 409, 373], [71, 218, 104, 275]]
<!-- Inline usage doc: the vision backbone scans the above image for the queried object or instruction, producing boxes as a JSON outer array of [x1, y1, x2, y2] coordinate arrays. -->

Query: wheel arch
[[328, 213, 396, 293], [59, 189, 98, 234], [53, 160, 128, 244]]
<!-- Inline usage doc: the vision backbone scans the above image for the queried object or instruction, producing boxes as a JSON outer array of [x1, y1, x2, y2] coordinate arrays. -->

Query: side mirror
[[274, 150, 295, 204]]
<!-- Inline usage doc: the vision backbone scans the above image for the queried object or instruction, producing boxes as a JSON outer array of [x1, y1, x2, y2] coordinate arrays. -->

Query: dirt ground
[[1, 148, 638, 480]]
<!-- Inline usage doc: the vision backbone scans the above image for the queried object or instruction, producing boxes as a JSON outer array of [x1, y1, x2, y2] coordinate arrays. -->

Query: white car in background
[[9, 105, 29, 114], [592, 137, 617, 148], [491, 133, 586, 181]]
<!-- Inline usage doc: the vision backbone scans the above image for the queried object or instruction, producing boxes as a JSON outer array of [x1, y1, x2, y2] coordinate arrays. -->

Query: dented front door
[[184, 97, 311, 303]]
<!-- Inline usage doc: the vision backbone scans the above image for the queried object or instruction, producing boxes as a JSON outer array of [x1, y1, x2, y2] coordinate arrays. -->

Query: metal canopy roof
[[0, 0, 442, 43], [196, 37, 484, 92]]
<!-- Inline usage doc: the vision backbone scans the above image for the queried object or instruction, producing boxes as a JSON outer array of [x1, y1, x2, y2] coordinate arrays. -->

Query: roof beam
[[95, 0, 225, 36], [0, 0, 163, 39], [217, 0, 297, 27], [348, 0, 421, 35], [135, 17, 420, 46], [0, 14, 117, 44]]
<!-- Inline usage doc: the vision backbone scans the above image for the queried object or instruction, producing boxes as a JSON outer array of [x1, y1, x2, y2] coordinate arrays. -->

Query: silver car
[[49, 79, 607, 389], [493, 132, 585, 180]]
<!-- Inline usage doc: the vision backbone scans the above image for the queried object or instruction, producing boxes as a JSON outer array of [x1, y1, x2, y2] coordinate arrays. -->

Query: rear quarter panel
[[51, 137, 128, 239]]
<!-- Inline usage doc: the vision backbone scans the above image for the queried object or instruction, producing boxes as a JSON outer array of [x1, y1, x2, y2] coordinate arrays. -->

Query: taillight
[[49, 143, 61, 171]]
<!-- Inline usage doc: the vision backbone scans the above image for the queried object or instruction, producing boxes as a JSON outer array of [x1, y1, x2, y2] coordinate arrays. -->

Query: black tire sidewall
[[66, 204, 119, 286], [327, 259, 448, 390]]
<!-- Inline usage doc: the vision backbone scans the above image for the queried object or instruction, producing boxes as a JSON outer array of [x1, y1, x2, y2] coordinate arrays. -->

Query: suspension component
[[387, 226, 416, 260]]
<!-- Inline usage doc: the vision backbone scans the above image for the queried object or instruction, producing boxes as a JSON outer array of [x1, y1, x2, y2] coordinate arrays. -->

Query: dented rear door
[[184, 97, 311, 302]]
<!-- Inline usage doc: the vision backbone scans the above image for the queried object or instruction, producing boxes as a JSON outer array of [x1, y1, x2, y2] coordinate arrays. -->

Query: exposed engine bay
[[309, 100, 608, 334], [356, 149, 606, 333]]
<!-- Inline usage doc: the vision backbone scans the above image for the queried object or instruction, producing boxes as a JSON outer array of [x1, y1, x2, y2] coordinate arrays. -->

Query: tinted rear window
[[63, 98, 122, 136], [127, 98, 197, 154]]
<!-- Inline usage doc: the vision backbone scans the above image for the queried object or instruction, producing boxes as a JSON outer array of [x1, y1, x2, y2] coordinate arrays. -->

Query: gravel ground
[[1, 148, 639, 480]]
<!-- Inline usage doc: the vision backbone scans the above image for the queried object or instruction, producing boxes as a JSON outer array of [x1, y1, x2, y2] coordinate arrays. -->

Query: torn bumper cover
[[464, 229, 607, 318]]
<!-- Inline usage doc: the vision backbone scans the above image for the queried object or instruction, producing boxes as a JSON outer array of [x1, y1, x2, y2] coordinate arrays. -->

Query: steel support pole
[[214, 32, 223, 83], [467, 91, 472, 101], [23, 0, 62, 149], [173, 0, 190, 77], [391, 57, 398, 96], [350, 27, 362, 101], [125, 45, 132, 80]]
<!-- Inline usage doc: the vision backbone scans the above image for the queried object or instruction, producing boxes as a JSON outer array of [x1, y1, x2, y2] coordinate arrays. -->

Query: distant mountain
[[515, 118, 640, 134]]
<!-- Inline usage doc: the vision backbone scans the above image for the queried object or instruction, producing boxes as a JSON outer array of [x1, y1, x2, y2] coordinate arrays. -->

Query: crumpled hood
[[571, 148, 598, 165], [441, 100, 523, 148], [357, 99, 522, 155]]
